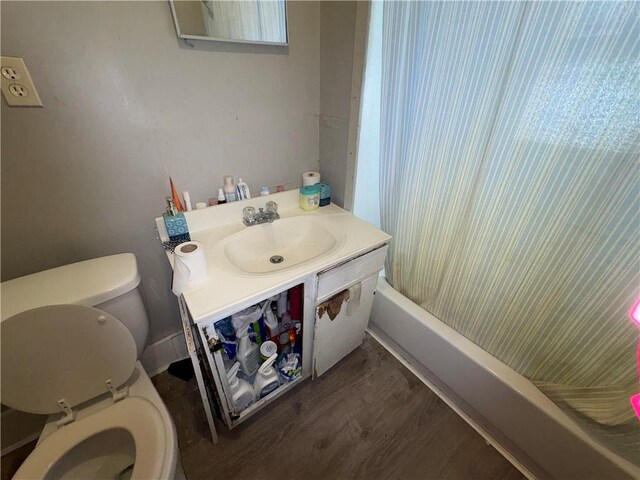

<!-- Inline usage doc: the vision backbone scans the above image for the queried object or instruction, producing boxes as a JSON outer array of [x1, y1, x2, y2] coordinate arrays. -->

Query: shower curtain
[[379, 1, 639, 464], [202, 0, 286, 43]]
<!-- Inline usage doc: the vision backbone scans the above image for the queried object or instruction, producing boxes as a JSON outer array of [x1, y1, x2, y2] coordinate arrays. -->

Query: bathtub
[[369, 277, 639, 480]]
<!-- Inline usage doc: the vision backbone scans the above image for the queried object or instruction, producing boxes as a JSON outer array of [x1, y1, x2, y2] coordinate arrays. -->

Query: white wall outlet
[[1, 56, 43, 107]]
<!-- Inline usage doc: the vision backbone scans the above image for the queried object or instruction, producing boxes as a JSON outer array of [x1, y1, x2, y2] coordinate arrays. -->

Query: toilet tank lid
[[0, 254, 141, 321]]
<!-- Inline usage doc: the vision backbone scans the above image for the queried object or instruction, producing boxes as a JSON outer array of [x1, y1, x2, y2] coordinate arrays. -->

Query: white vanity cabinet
[[159, 190, 391, 444], [181, 244, 388, 443]]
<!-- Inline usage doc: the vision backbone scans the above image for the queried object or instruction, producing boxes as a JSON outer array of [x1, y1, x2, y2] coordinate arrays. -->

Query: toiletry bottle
[[217, 187, 226, 205], [260, 186, 270, 196], [253, 353, 280, 398], [223, 175, 238, 202], [237, 178, 251, 200], [226, 362, 256, 411], [299, 184, 321, 211], [182, 191, 193, 211], [163, 197, 191, 243]]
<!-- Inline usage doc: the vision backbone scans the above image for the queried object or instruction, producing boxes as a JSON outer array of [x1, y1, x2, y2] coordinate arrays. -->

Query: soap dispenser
[[253, 353, 280, 399], [163, 197, 190, 243], [226, 362, 256, 412]]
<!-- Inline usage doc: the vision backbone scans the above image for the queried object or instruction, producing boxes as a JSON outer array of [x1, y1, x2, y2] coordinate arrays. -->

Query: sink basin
[[216, 215, 343, 275]]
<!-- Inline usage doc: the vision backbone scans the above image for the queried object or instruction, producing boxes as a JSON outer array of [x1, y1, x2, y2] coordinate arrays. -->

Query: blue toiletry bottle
[[163, 197, 191, 243]]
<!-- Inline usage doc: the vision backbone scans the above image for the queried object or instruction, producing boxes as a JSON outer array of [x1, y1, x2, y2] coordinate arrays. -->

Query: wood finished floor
[[1, 335, 524, 480], [155, 334, 524, 480]]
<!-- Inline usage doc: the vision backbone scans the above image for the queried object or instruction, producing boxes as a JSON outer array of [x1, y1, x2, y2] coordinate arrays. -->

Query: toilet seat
[[14, 396, 166, 480]]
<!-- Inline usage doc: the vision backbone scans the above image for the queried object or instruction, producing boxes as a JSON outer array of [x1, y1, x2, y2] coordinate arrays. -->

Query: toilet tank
[[0, 254, 149, 358]]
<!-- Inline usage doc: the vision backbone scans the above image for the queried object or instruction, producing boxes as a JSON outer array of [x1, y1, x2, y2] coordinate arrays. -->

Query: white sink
[[215, 215, 344, 275]]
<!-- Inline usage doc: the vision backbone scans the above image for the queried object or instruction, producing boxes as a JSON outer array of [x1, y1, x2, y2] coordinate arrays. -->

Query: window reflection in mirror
[[170, 0, 288, 45]]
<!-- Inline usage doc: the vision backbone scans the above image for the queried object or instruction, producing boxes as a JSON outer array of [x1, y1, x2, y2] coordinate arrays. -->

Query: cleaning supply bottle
[[276, 293, 287, 317], [259, 340, 277, 362], [253, 353, 280, 398], [226, 362, 256, 411], [264, 305, 279, 337], [223, 175, 238, 202], [232, 306, 262, 376], [217, 188, 226, 205], [236, 328, 260, 376]]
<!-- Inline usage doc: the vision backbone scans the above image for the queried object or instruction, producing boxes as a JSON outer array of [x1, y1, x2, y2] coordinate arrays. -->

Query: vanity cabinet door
[[313, 273, 379, 378], [196, 320, 237, 428]]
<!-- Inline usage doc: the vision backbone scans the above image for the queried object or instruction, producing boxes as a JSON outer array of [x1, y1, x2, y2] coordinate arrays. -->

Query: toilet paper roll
[[172, 241, 208, 295], [302, 171, 321, 186]]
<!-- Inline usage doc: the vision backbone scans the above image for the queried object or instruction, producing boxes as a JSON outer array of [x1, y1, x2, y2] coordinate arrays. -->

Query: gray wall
[[1, 0, 320, 342], [318, 1, 357, 208]]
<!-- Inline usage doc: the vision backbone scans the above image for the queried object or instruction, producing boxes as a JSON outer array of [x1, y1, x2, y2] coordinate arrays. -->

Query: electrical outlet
[[1, 56, 43, 107], [1, 66, 21, 81]]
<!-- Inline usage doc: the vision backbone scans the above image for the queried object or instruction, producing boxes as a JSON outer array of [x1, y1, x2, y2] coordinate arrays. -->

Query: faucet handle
[[265, 201, 278, 215], [243, 206, 256, 225]]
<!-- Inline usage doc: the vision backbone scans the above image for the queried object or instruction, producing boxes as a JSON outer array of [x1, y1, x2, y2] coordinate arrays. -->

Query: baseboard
[[366, 327, 538, 480], [141, 330, 190, 377]]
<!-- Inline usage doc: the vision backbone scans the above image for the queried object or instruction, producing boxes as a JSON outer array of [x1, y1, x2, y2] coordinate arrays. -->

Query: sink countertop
[[159, 190, 391, 324]]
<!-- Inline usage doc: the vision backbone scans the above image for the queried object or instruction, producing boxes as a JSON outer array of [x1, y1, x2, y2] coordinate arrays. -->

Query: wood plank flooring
[[157, 334, 524, 480], [1, 334, 524, 480]]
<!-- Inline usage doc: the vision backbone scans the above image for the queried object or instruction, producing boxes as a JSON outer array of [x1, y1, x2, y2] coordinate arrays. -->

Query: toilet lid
[[1, 305, 137, 415]]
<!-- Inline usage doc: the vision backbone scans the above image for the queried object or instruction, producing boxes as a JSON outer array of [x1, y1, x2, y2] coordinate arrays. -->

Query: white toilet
[[1, 253, 185, 480]]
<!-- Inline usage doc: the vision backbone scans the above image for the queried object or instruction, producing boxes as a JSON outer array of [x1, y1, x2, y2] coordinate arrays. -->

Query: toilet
[[0, 253, 185, 480]]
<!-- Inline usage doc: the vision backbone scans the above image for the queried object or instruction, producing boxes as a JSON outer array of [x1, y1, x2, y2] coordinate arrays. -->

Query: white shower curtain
[[378, 0, 639, 464]]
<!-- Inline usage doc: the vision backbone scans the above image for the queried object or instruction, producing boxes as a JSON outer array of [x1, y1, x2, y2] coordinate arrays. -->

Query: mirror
[[169, 0, 288, 46]]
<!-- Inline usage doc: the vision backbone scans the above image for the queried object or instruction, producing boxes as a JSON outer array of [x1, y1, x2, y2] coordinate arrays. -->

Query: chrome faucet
[[243, 201, 280, 226]]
